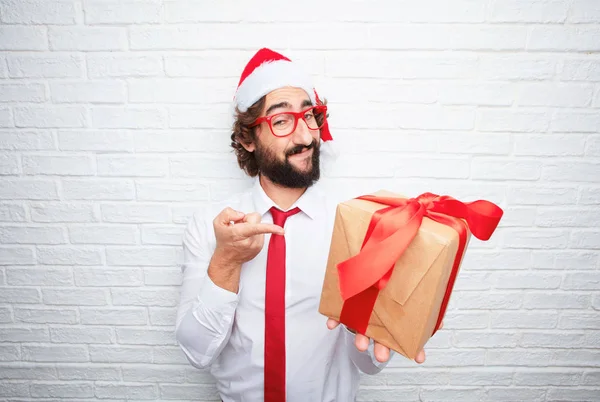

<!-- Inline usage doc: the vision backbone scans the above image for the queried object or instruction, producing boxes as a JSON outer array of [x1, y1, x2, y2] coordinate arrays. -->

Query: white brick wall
[[1, 0, 599, 401]]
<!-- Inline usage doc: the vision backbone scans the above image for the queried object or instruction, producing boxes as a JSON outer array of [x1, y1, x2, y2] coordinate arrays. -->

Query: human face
[[248, 87, 321, 188]]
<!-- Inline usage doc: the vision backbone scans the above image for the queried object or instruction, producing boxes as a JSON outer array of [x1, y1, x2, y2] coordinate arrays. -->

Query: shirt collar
[[252, 177, 322, 220]]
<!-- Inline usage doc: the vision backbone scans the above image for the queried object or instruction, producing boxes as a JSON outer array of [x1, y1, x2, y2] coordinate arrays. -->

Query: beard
[[254, 139, 320, 189]]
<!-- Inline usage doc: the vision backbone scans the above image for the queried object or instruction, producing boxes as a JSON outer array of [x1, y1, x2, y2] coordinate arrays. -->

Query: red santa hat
[[233, 48, 335, 147]]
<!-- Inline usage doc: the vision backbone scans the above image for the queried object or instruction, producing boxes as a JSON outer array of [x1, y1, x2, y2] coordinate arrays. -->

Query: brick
[[170, 155, 246, 179], [210, 180, 254, 202], [586, 134, 600, 155], [135, 181, 209, 201], [0, 26, 47, 50], [62, 178, 135, 200], [160, 384, 219, 400], [95, 383, 158, 400], [484, 388, 546, 401], [57, 365, 120, 381], [168, 105, 231, 129], [141, 226, 184, 246], [69, 224, 137, 245], [0, 327, 49, 342], [524, 292, 591, 309], [450, 369, 514, 387], [508, 185, 578, 205], [582, 371, 600, 385], [58, 130, 133, 152], [478, 109, 549, 132], [172, 204, 203, 224], [397, 156, 471, 179], [518, 83, 593, 107], [23, 154, 94, 176], [15, 307, 77, 324], [0, 381, 29, 397], [91, 106, 166, 129], [0, 130, 54, 150], [49, 27, 127, 51], [514, 134, 586, 156], [529, 26, 600, 51], [552, 111, 600, 132], [487, 349, 553, 366], [552, 350, 600, 366], [0, 365, 57, 380], [323, 79, 438, 105], [0, 205, 23, 227], [111, 287, 179, 307], [0, 152, 20, 174], [97, 155, 168, 177], [364, 369, 446, 386], [30, 383, 94, 398], [499, 207, 536, 227], [50, 327, 113, 344], [85, 0, 161, 24], [420, 388, 485, 402], [322, 154, 394, 178], [0, 286, 39, 304], [0, 106, 12, 127], [337, 130, 438, 154], [14, 106, 86, 128], [6, 267, 72, 285], [129, 78, 232, 103], [144, 268, 182, 286], [561, 59, 600, 81], [0, 247, 35, 265], [532, 250, 598, 269], [0, 179, 59, 200], [570, 230, 600, 249], [185, 367, 216, 384], [122, 365, 186, 383], [42, 288, 108, 305], [547, 388, 600, 401], [0, 83, 46, 103], [490, 0, 568, 22], [442, 311, 489, 329], [537, 207, 600, 228], [30, 202, 96, 223], [493, 272, 561, 290], [452, 271, 494, 290], [100, 203, 170, 223], [452, 291, 523, 310], [50, 80, 126, 103], [579, 187, 600, 205], [87, 53, 163, 78], [569, 0, 600, 22], [542, 161, 599, 182], [438, 83, 514, 106], [471, 158, 541, 180], [74, 267, 142, 286], [502, 229, 570, 249], [90, 345, 152, 363], [117, 328, 176, 346], [134, 130, 231, 153], [37, 246, 103, 265], [562, 272, 600, 290], [491, 311, 558, 329], [153, 346, 188, 364], [453, 331, 519, 348], [7, 53, 83, 78], [559, 312, 600, 329], [370, 25, 527, 51], [480, 55, 556, 81], [165, 52, 260, 78], [149, 307, 177, 325], [80, 307, 147, 326], [327, 52, 479, 80], [0, 306, 11, 322], [514, 369, 581, 386], [0, 55, 5, 77], [0, 0, 77, 24], [23, 345, 89, 362]]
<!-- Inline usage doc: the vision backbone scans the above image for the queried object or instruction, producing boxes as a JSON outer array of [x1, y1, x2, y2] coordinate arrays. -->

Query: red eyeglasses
[[250, 105, 328, 137]]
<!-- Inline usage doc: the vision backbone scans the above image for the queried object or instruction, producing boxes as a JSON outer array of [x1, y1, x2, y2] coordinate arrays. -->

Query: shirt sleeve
[[175, 210, 239, 369], [342, 325, 394, 375]]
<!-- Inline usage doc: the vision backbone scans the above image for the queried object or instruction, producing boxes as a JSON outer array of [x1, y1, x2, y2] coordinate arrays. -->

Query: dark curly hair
[[230, 96, 328, 177]]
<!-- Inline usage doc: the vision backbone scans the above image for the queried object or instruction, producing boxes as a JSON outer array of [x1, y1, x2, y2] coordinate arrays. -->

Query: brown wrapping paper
[[318, 190, 471, 359]]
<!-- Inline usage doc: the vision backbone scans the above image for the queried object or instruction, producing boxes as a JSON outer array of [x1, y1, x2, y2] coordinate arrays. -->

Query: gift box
[[318, 190, 503, 360]]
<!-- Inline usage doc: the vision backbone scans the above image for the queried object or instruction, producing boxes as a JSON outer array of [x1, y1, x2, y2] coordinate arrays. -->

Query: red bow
[[337, 192, 503, 336]]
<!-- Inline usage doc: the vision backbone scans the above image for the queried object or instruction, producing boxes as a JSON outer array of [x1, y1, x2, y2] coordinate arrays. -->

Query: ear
[[241, 141, 255, 153]]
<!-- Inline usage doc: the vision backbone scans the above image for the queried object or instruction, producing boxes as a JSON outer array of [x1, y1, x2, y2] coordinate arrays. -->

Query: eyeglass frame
[[249, 105, 328, 137]]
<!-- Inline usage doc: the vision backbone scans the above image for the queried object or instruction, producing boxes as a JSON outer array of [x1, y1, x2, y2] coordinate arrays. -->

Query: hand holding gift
[[320, 191, 503, 361]]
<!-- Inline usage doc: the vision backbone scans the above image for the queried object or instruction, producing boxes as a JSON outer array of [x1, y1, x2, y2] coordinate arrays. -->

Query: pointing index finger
[[235, 223, 285, 238]]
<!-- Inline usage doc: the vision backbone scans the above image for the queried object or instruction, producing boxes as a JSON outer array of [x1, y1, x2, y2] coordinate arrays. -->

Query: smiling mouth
[[289, 147, 312, 158]]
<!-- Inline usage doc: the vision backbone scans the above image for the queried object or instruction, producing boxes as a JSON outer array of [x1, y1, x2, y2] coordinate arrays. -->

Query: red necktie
[[264, 206, 301, 402]]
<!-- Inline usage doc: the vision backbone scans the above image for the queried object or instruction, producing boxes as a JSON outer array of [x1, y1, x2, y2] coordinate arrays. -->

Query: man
[[175, 48, 433, 402]]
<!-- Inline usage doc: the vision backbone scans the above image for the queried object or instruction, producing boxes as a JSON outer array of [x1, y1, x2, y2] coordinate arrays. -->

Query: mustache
[[286, 140, 317, 157]]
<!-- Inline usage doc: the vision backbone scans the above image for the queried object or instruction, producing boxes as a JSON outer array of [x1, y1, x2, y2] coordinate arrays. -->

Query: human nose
[[291, 116, 313, 145]]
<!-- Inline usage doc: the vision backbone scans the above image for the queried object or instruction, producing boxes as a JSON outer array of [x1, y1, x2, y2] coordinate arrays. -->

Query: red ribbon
[[337, 192, 503, 336]]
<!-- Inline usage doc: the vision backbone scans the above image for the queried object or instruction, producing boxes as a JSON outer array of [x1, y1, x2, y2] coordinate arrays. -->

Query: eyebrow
[[265, 99, 313, 116]]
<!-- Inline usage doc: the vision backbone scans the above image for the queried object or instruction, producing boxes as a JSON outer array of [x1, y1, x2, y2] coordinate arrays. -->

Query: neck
[[259, 174, 307, 210]]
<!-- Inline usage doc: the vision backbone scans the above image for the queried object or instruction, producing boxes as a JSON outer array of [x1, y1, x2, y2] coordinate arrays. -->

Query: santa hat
[[232, 48, 337, 158]]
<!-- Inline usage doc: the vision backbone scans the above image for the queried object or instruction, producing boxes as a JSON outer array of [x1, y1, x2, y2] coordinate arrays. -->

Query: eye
[[304, 112, 315, 120], [272, 114, 293, 127]]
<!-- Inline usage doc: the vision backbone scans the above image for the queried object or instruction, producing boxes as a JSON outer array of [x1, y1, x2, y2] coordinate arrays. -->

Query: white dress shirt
[[175, 178, 391, 402]]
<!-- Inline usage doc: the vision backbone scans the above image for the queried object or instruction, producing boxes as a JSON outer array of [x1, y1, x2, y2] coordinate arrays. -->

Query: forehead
[[264, 87, 312, 111]]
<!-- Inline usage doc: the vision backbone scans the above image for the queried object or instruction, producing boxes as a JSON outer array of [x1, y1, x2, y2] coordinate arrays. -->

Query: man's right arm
[[175, 212, 240, 369]]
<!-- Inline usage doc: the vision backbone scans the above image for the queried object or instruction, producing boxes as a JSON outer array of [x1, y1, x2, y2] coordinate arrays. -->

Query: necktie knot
[[270, 206, 301, 227]]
